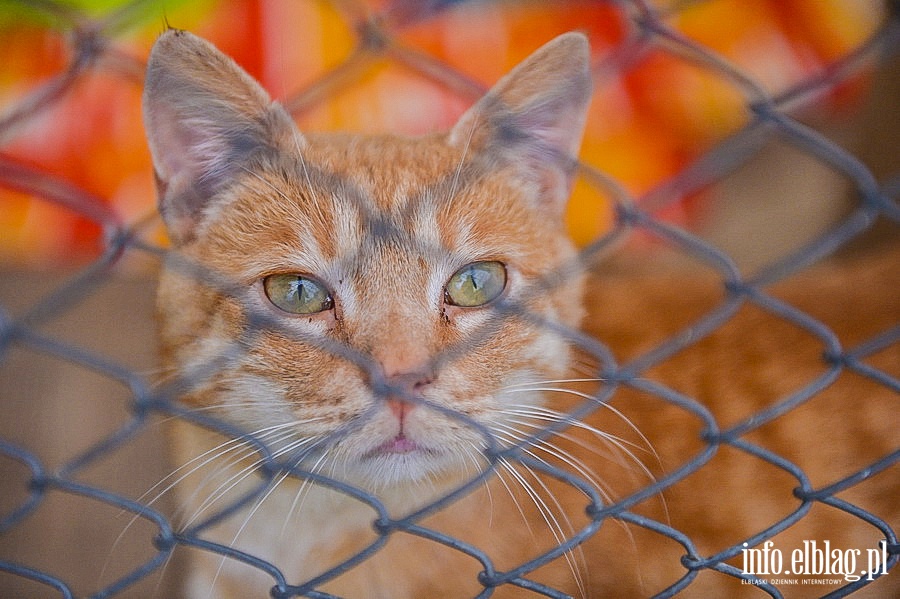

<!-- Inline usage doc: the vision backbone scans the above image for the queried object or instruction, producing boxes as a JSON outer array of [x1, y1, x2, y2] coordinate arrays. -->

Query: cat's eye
[[445, 261, 507, 308], [263, 274, 334, 315]]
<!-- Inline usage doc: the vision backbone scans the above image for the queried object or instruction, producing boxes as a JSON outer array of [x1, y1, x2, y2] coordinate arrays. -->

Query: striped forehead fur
[[201, 134, 542, 274]]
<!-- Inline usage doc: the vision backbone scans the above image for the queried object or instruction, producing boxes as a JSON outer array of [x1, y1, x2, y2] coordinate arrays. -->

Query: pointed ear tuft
[[142, 29, 303, 244], [449, 32, 593, 214]]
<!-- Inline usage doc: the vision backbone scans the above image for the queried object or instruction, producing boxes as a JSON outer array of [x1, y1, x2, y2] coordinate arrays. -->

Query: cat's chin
[[343, 440, 471, 494], [366, 432, 430, 457]]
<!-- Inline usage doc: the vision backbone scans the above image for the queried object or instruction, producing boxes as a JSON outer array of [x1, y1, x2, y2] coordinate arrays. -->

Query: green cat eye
[[445, 261, 507, 308], [263, 274, 334, 315]]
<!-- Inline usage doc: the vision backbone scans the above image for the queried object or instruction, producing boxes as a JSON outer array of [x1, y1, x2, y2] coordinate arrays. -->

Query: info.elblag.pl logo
[[741, 540, 891, 585]]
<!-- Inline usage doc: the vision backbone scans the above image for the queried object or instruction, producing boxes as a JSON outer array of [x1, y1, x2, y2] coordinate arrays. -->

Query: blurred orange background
[[0, 0, 887, 266]]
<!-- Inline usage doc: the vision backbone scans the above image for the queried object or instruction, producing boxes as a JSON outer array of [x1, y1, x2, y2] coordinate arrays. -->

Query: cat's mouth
[[371, 432, 421, 455], [352, 431, 451, 486], [364, 432, 443, 460]]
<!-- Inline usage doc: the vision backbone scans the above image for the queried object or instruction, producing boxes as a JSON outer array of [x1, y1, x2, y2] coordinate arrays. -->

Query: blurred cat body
[[144, 30, 898, 598]]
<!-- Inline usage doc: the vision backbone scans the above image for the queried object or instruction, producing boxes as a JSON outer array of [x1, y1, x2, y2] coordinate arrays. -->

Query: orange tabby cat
[[144, 30, 898, 598]]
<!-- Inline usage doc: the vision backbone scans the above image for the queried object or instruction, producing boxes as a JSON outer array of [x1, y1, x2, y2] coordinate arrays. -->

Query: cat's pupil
[[445, 261, 507, 308]]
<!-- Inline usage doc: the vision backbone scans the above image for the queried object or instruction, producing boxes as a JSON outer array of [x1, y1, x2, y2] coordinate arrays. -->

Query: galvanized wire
[[1, 0, 898, 597]]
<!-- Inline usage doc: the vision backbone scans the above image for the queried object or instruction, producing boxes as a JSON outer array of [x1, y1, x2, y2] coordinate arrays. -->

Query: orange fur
[[145, 30, 897, 598]]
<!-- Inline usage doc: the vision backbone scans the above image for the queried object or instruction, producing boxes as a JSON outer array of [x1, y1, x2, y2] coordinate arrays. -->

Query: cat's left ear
[[449, 33, 592, 215], [143, 29, 304, 244]]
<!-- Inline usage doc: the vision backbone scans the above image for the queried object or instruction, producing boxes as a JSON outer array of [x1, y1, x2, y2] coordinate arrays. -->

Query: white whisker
[[181, 431, 323, 529], [446, 113, 476, 207], [492, 422, 613, 504], [500, 406, 654, 478], [501, 377, 603, 389], [203, 432, 331, 597], [490, 458, 537, 538], [494, 398, 660, 559], [496, 457, 587, 598], [278, 450, 332, 539], [500, 385, 663, 471], [500, 401, 665, 513]]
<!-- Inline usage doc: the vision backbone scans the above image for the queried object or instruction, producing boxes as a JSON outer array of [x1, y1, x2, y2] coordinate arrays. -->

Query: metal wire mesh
[[1, 0, 898, 598]]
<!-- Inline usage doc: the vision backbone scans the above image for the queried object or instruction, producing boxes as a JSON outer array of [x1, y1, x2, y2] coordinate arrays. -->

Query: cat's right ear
[[448, 33, 592, 217], [143, 29, 304, 244]]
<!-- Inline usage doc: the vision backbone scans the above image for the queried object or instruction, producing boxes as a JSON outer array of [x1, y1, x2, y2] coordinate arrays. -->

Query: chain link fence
[[1, 0, 898, 597]]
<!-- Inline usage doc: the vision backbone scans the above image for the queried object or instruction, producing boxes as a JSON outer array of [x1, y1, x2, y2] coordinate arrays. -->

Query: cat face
[[145, 30, 592, 489]]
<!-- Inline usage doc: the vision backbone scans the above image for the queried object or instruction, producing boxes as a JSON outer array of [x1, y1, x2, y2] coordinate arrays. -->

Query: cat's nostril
[[412, 376, 432, 391], [380, 368, 435, 396], [396, 371, 434, 394]]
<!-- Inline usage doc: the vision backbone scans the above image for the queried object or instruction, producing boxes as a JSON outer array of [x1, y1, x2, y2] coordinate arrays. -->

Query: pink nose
[[380, 369, 434, 423]]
